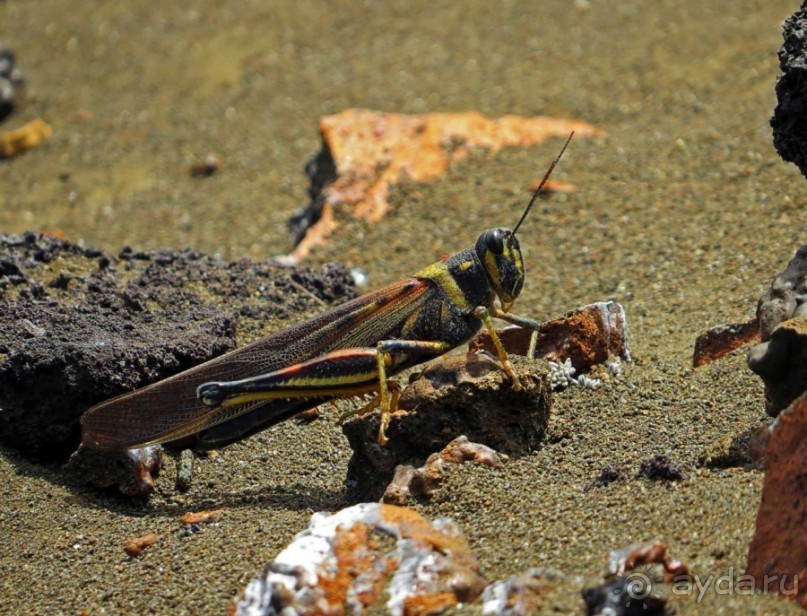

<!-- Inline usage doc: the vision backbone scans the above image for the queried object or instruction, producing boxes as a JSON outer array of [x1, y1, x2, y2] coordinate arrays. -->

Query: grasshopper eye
[[484, 229, 505, 254]]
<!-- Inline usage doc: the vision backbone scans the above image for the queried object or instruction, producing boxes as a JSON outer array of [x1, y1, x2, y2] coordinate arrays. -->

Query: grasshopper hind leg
[[338, 379, 402, 446], [194, 341, 449, 447]]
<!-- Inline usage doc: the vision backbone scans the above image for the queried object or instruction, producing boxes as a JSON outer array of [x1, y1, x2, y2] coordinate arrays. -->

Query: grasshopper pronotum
[[81, 133, 573, 451]]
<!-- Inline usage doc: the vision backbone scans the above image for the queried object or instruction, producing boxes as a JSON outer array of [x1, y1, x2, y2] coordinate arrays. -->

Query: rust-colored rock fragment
[[693, 318, 760, 367], [607, 540, 690, 583], [123, 532, 160, 557], [383, 436, 502, 505], [471, 300, 630, 369], [291, 109, 604, 261], [180, 508, 226, 525], [746, 392, 807, 602], [190, 153, 221, 177], [529, 178, 578, 194], [583, 541, 690, 615], [0, 118, 52, 158]]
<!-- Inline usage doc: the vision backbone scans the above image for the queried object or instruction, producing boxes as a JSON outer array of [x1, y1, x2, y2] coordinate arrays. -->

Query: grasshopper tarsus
[[80, 134, 574, 453], [377, 380, 402, 446]]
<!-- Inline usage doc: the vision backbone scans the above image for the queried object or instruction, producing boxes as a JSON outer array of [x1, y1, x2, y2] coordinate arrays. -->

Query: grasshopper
[[81, 133, 573, 451]]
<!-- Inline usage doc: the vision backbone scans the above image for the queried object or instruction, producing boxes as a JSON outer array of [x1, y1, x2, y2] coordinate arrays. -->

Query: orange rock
[[746, 392, 807, 601], [180, 508, 226, 525], [292, 109, 603, 261], [0, 118, 52, 158], [471, 300, 630, 369], [40, 228, 67, 240], [319, 522, 374, 609], [402, 592, 458, 615], [692, 317, 760, 367], [528, 178, 578, 194], [123, 532, 160, 557]]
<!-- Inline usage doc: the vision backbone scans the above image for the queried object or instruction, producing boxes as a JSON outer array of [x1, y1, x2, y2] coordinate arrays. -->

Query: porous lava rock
[[0, 232, 356, 463], [772, 1, 807, 178]]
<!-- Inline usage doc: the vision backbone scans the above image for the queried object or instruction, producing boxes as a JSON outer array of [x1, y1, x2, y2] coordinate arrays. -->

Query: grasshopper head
[[471, 132, 574, 315], [475, 227, 524, 313]]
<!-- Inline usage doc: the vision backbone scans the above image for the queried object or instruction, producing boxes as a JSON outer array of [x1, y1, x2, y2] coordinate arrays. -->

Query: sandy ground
[[0, 0, 805, 613]]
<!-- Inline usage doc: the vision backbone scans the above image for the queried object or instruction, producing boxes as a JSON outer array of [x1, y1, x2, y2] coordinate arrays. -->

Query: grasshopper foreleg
[[475, 306, 540, 389], [488, 308, 540, 359]]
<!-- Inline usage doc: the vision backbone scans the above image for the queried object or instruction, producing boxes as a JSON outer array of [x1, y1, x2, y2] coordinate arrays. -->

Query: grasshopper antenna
[[512, 131, 575, 236]]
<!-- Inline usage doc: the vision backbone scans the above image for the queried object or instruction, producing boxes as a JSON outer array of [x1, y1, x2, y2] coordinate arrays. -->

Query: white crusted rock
[[233, 503, 486, 615]]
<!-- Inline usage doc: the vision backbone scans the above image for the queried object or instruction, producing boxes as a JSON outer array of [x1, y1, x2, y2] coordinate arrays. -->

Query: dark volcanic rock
[[66, 445, 163, 498], [0, 299, 234, 460], [0, 44, 24, 124], [772, 1, 807, 177], [636, 454, 686, 482], [0, 233, 356, 462], [748, 315, 807, 418], [748, 245, 807, 416], [343, 353, 550, 501]]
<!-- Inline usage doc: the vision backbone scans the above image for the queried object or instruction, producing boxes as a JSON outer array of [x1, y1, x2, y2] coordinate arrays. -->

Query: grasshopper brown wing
[[81, 277, 434, 449]]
